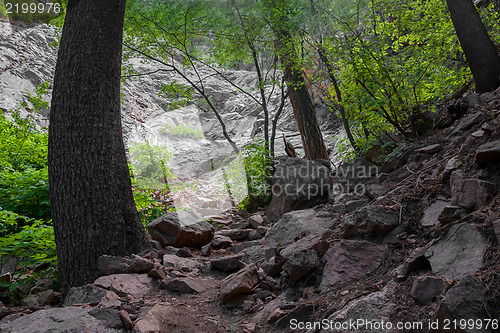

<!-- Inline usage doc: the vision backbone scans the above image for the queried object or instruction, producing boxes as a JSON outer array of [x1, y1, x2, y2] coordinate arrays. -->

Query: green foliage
[[129, 141, 174, 189], [0, 210, 58, 291], [320, 0, 474, 159], [158, 80, 194, 110], [0, 83, 50, 220], [159, 123, 204, 139], [0, 0, 64, 23], [219, 138, 272, 211]]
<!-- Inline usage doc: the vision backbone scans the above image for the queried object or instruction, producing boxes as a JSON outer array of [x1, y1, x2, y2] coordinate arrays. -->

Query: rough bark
[[48, 0, 148, 293], [446, 0, 500, 93], [276, 29, 329, 160]]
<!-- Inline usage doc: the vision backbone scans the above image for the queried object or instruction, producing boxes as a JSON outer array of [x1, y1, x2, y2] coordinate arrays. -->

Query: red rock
[[94, 274, 155, 298], [475, 140, 500, 165], [119, 310, 134, 331], [147, 211, 214, 248], [411, 276, 446, 305], [161, 277, 214, 294], [98, 254, 153, 275], [220, 264, 259, 303], [451, 178, 495, 210]]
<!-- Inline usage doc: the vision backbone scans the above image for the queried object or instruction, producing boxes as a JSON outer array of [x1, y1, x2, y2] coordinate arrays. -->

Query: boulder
[[267, 158, 332, 222], [0, 307, 123, 333], [219, 264, 259, 303], [435, 275, 489, 333], [440, 157, 460, 183], [341, 205, 399, 238], [282, 250, 320, 282], [475, 140, 500, 165], [410, 276, 446, 305], [265, 209, 334, 246], [161, 277, 214, 294], [451, 178, 495, 210], [63, 284, 119, 307], [421, 200, 450, 227], [210, 234, 233, 249], [280, 230, 331, 258], [414, 144, 442, 154], [162, 254, 199, 272], [146, 210, 214, 248], [248, 214, 264, 228], [94, 274, 155, 298], [132, 303, 172, 333], [320, 240, 388, 293], [437, 206, 467, 225], [98, 254, 153, 275], [211, 253, 245, 272], [425, 223, 488, 280], [216, 229, 251, 241], [320, 292, 395, 333]]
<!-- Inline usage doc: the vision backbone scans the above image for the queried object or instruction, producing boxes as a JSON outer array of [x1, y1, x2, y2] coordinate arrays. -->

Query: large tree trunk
[[48, 0, 148, 293], [276, 29, 330, 160], [446, 0, 500, 93]]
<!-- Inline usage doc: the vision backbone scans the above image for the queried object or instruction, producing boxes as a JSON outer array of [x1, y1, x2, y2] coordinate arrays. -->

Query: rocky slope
[[0, 20, 342, 218], [1, 20, 500, 333]]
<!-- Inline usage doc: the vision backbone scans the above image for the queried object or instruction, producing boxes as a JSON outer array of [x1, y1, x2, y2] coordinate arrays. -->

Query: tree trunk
[[446, 0, 500, 93], [275, 29, 330, 160], [48, 0, 148, 293]]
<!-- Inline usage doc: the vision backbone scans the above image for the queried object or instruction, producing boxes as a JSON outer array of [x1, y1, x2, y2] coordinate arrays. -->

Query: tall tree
[[48, 0, 148, 293], [263, 0, 330, 160], [446, 0, 500, 93]]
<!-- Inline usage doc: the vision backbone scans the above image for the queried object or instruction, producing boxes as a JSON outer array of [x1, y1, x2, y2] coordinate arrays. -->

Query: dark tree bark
[[446, 0, 500, 93], [275, 29, 330, 160], [48, 0, 148, 293]]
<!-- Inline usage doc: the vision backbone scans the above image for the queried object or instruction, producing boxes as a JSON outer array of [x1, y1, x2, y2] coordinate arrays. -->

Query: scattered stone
[[282, 250, 320, 282], [119, 310, 134, 331], [94, 274, 155, 298], [256, 226, 269, 235], [146, 210, 214, 248], [396, 248, 432, 281], [220, 264, 259, 303], [425, 223, 488, 280], [230, 240, 262, 253], [410, 276, 446, 305], [201, 244, 211, 257], [364, 184, 386, 200], [320, 240, 388, 293], [346, 199, 368, 213], [267, 158, 332, 222], [281, 230, 332, 258], [175, 248, 193, 258], [266, 308, 288, 323], [451, 178, 495, 210], [98, 254, 154, 275], [161, 277, 214, 294], [441, 157, 460, 183], [265, 209, 334, 246], [493, 219, 500, 242], [229, 221, 250, 229], [217, 229, 251, 240], [330, 203, 348, 214], [435, 275, 489, 332], [421, 200, 450, 227], [132, 303, 171, 333], [162, 254, 199, 272], [262, 257, 287, 277], [275, 304, 315, 328], [147, 266, 167, 280], [438, 206, 467, 225], [449, 112, 485, 136], [320, 292, 395, 333], [211, 253, 245, 272], [63, 284, 119, 307], [248, 215, 264, 228], [247, 230, 264, 241], [88, 307, 123, 329], [243, 245, 266, 265], [0, 307, 123, 333], [210, 234, 233, 249], [415, 144, 442, 154], [341, 205, 399, 238], [475, 140, 500, 165]]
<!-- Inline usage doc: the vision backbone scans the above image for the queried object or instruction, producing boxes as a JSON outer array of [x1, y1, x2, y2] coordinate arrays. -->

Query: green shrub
[[0, 210, 58, 292], [159, 123, 204, 139]]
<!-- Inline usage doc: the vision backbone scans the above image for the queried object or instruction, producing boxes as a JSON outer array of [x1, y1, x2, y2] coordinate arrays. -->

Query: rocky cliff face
[[0, 20, 342, 217]]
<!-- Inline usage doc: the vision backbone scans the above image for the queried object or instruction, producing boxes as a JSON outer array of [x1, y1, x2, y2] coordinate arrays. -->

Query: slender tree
[[48, 0, 148, 293], [263, 0, 330, 160], [446, 0, 500, 93]]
